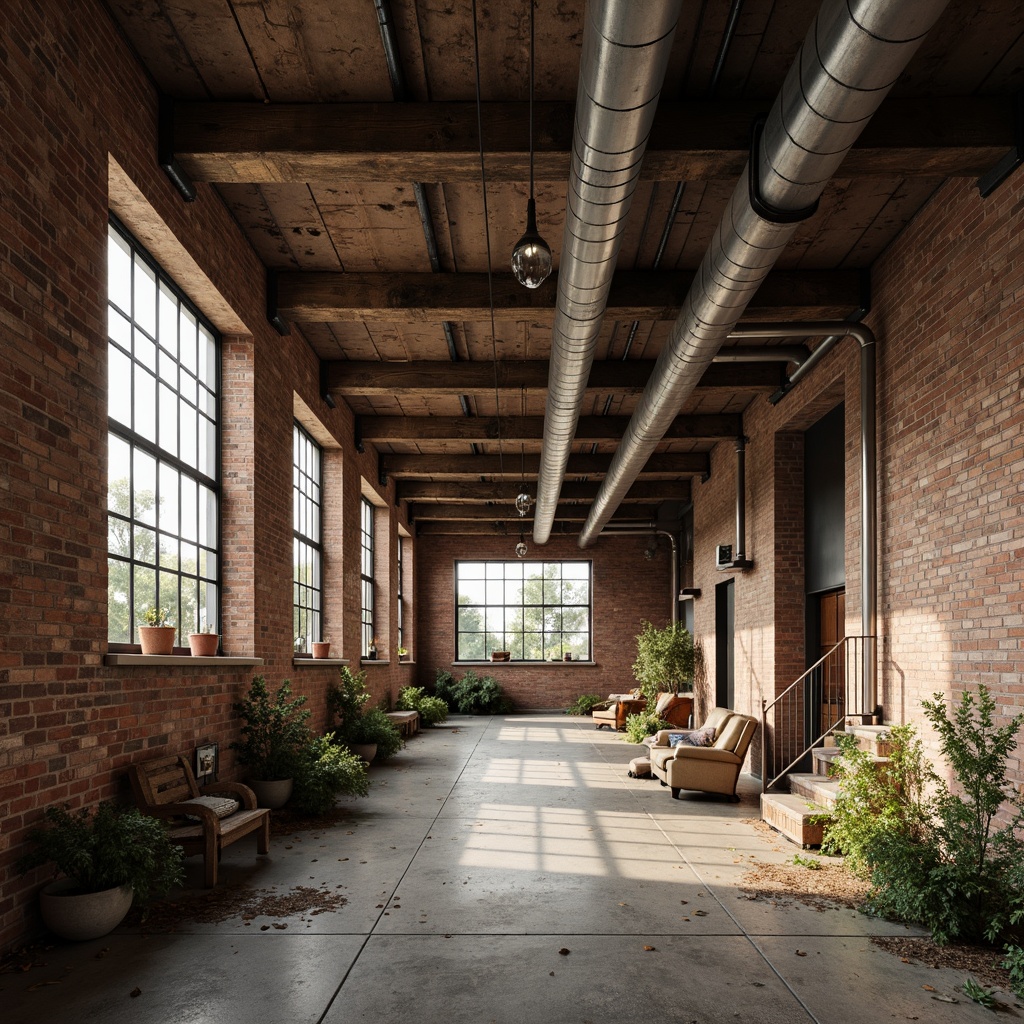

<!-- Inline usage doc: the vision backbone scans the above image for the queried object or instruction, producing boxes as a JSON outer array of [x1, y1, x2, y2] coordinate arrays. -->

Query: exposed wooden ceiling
[[105, 0, 1024, 532]]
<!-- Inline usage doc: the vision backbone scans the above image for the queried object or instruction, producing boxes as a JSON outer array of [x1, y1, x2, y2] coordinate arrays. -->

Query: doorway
[[715, 579, 734, 709], [817, 588, 846, 735]]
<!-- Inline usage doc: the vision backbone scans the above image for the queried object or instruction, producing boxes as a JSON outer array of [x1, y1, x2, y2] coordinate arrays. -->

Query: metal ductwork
[[578, 0, 951, 548], [532, 0, 682, 545]]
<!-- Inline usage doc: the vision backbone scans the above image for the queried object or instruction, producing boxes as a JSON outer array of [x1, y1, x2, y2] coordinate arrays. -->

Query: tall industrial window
[[106, 217, 219, 647], [455, 561, 591, 662], [396, 535, 405, 653], [360, 498, 374, 656], [293, 423, 323, 652]]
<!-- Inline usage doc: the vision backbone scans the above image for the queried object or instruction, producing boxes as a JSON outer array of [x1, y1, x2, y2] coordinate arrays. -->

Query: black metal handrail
[[761, 636, 873, 792]]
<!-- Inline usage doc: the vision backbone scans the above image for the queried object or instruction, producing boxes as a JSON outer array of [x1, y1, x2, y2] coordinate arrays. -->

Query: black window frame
[[454, 560, 592, 662], [293, 421, 324, 653], [106, 215, 220, 651], [360, 498, 375, 656]]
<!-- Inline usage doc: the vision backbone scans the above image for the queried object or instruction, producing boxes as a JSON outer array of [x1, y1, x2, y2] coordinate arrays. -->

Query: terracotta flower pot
[[311, 641, 331, 659], [189, 633, 219, 657], [138, 625, 176, 655]]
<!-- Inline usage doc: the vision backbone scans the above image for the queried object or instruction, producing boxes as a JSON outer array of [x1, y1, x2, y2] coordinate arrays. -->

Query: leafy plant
[[141, 605, 171, 627], [446, 670, 514, 714], [961, 977, 996, 1009], [396, 685, 449, 726], [291, 734, 369, 815], [342, 708, 403, 760], [231, 676, 311, 781], [632, 621, 699, 706], [792, 853, 822, 870], [326, 666, 372, 731], [434, 668, 456, 709], [565, 693, 604, 716], [624, 710, 668, 745], [17, 803, 184, 904], [1001, 945, 1024, 1000], [823, 686, 1024, 945]]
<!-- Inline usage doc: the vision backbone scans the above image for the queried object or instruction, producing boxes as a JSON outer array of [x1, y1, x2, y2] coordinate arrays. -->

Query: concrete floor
[[1, 714, 1009, 1023]]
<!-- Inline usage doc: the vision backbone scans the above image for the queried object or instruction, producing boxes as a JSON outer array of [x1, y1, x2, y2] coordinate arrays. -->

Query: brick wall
[[415, 533, 674, 708], [0, 1, 413, 949]]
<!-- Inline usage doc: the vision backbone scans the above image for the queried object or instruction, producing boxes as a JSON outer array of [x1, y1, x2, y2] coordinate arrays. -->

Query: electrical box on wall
[[716, 544, 732, 567]]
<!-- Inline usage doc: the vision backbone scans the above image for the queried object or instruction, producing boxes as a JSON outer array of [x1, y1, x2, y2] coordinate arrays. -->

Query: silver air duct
[[533, 0, 682, 545], [578, 0, 951, 548]]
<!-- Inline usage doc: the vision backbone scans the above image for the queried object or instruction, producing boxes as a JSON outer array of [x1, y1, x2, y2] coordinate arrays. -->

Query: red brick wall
[[689, 169, 1024, 782], [0, 1, 413, 949], [415, 533, 674, 708]]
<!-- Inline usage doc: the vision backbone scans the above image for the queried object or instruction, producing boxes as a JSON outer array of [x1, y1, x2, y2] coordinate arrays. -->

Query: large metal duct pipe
[[532, 0, 682, 545], [578, 0, 950, 549]]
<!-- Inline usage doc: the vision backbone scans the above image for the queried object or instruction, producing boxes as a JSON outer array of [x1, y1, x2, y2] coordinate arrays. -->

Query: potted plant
[[327, 667, 401, 762], [17, 802, 184, 940], [138, 605, 176, 655], [231, 676, 311, 808], [311, 639, 331, 659], [632, 620, 700, 707], [367, 636, 379, 660], [290, 734, 369, 815], [189, 620, 219, 657], [397, 645, 408, 661]]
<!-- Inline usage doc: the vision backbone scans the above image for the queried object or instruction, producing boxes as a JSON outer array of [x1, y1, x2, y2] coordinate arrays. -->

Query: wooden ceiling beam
[[399, 480, 689, 503], [359, 414, 741, 443], [408, 503, 664, 522], [281, 269, 860, 323], [328, 359, 782, 397], [381, 452, 710, 479], [172, 97, 1012, 182]]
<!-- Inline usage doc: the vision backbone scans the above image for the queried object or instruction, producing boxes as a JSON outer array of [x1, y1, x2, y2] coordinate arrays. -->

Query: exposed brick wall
[[415, 533, 674, 708], [0, 1, 412, 949]]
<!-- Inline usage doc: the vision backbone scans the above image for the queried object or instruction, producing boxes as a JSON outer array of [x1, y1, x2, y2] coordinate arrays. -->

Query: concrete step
[[810, 746, 844, 776], [760, 792, 829, 848], [787, 772, 841, 810], [845, 724, 893, 756]]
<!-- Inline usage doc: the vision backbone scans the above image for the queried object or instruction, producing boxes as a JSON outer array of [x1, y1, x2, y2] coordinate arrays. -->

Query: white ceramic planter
[[40, 879, 133, 941]]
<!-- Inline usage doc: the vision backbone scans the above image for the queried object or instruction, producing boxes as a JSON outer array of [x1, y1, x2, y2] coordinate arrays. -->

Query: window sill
[[453, 660, 596, 667], [292, 657, 350, 667], [104, 654, 264, 668], [360, 658, 390, 666]]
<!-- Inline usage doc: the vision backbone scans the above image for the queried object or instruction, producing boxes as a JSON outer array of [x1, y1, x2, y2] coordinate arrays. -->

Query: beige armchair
[[649, 711, 758, 801]]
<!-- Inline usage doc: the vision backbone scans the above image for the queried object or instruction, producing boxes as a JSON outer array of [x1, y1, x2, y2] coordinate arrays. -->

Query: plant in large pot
[[231, 675, 311, 808], [632, 621, 700, 707], [138, 605, 176, 655], [17, 802, 184, 940], [327, 667, 402, 763], [290, 734, 369, 816]]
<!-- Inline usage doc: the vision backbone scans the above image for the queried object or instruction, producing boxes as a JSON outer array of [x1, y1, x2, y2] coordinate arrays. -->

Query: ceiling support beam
[[398, 480, 689, 503], [380, 452, 709, 479], [326, 359, 782, 397], [279, 269, 861, 323], [358, 414, 741, 443], [408, 503, 664, 522], [170, 97, 1012, 183]]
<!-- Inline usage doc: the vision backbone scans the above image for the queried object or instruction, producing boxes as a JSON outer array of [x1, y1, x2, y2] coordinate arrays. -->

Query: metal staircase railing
[[760, 635, 873, 793]]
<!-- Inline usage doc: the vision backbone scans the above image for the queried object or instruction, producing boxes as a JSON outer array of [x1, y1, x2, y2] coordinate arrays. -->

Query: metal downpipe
[[533, 0, 682, 545], [598, 523, 679, 625], [578, 0, 950, 550]]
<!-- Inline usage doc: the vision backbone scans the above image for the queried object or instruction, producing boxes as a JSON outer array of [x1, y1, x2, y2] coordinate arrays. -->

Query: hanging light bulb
[[515, 490, 533, 517], [511, 199, 551, 289], [511, 0, 551, 290], [516, 536, 528, 558]]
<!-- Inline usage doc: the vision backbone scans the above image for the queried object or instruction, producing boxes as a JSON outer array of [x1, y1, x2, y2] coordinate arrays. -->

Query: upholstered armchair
[[591, 693, 645, 730], [649, 711, 758, 800]]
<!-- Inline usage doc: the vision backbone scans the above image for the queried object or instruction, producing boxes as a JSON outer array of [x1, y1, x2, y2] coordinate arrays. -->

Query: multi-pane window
[[455, 561, 591, 662], [106, 218, 219, 647], [397, 536, 405, 653], [360, 498, 375, 656], [293, 423, 323, 652]]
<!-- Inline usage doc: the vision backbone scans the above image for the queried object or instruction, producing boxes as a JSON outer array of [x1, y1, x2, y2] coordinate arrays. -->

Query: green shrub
[[17, 803, 184, 904], [632, 621, 698, 706], [395, 685, 427, 712], [624, 710, 667, 745], [565, 694, 604, 716], [231, 676, 311, 781], [434, 668, 456, 709], [343, 707, 403, 760], [326, 666, 372, 732], [291, 734, 368, 815], [1001, 945, 1024, 999], [448, 670, 514, 714], [396, 685, 449, 726], [823, 685, 1024, 945]]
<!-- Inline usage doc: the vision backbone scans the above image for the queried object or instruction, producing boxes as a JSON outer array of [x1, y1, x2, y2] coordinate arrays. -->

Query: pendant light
[[510, 0, 551, 289], [514, 388, 533, 518]]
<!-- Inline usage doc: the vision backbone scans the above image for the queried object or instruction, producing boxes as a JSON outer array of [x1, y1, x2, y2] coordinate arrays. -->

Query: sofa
[[648, 709, 758, 800], [591, 692, 645, 730]]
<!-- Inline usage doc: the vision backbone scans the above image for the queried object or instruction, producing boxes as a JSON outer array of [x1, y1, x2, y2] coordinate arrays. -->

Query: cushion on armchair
[[668, 726, 716, 748]]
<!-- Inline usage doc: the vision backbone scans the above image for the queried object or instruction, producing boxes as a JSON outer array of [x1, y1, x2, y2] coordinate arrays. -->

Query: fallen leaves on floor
[[739, 859, 869, 912], [127, 884, 348, 931], [269, 808, 353, 836], [872, 937, 1014, 992]]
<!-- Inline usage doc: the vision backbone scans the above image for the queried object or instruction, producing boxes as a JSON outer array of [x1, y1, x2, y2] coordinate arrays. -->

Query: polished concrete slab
[[1, 714, 1009, 1022]]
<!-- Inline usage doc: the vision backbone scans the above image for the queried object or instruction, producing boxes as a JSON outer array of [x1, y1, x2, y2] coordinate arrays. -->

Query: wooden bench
[[385, 710, 420, 737], [128, 755, 270, 887]]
